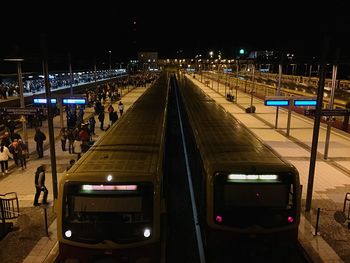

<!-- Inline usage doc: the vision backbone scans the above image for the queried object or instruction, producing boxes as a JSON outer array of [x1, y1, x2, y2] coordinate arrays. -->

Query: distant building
[[138, 52, 158, 71]]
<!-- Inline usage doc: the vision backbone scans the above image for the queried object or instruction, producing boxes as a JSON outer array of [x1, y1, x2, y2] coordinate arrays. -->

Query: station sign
[[33, 98, 57, 104], [265, 99, 289, 106], [264, 96, 290, 106], [264, 96, 317, 107], [62, 98, 86, 105], [305, 109, 350, 116], [293, 98, 317, 107]]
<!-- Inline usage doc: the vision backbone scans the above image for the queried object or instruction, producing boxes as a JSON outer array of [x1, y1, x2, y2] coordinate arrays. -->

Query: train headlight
[[107, 175, 113, 181], [143, 228, 151, 238], [65, 230, 72, 238]]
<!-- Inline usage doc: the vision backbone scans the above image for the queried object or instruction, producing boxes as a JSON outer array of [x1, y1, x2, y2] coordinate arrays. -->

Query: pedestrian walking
[[33, 164, 48, 206]]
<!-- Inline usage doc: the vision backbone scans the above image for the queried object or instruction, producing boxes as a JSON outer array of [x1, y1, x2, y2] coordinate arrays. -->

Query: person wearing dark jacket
[[34, 128, 46, 158], [33, 164, 48, 206]]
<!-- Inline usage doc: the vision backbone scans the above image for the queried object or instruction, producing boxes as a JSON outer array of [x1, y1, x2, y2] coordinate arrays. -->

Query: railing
[[0, 192, 20, 220], [0, 192, 20, 239]]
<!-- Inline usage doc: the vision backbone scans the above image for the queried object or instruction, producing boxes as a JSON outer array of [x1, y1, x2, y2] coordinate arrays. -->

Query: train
[[56, 72, 169, 263], [176, 73, 301, 260]]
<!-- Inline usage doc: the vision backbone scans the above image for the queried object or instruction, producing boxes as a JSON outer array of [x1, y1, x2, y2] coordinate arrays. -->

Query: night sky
[[1, 1, 349, 73]]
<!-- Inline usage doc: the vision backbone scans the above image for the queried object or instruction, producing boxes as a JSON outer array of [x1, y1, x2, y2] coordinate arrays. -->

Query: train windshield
[[62, 182, 153, 244], [214, 173, 297, 228]]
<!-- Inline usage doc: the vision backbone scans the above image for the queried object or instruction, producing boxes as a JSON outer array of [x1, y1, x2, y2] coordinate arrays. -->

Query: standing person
[[88, 116, 96, 135], [67, 129, 75, 154], [108, 104, 114, 125], [0, 142, 13, 176], [110, 111, 118, 125], [10, 139, 19, 167], [17, 139, 28, 170], [59, 127, 68, 151], [118, 101, 124, 116], [73, 137, 82, 160], [33, 164, 48, 206], [34, 127, 46, 158], [1, 132, 12, 147], [98, 106, 105, 131]]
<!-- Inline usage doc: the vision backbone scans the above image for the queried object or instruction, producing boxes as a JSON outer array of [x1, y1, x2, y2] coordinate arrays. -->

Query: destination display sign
[[304, 109, 350, 116], [5, 108, 39, 115]]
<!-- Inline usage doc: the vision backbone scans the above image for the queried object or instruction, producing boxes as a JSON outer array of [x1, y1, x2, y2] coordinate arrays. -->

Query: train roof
[[179, 76, 296, 173], [63, 73, 168, 182]]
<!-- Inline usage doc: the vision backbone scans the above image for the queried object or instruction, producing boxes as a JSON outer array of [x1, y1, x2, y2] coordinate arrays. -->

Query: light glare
[[65, 230, 72, 238], [143, 228, 151, 238]]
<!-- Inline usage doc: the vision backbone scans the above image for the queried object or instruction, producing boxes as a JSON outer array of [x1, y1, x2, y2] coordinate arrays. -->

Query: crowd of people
[[0, 70, 125, 100]]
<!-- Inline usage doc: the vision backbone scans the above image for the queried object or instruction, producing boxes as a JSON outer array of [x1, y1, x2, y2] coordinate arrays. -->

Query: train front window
[[214, 173, 296, 228], [62, 182, 153, 244]]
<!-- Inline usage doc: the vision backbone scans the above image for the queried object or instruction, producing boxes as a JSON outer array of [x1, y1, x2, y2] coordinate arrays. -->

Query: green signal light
[[239, 49, 245, 55]]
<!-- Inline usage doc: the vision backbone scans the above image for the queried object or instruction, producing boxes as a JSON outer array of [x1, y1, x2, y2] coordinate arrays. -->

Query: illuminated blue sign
[[294, 100, 317, 106], [33, 98, 57, 104], [62, 98, 86, 105], [264, 100, 289, 106]]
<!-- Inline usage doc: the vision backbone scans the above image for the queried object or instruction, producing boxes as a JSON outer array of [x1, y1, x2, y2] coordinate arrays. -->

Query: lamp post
[[94, 56, 97, 82], [68, 53, 73, 96], [249, 62, 255, 111], [109, 50, 112, 77], [3, 58, 28, 147]]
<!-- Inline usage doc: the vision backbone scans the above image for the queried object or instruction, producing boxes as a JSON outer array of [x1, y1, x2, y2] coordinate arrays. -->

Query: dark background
[[1, 1, 349, 73]]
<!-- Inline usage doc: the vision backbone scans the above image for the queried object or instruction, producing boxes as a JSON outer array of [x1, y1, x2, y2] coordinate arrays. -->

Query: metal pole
[[236, 60, 239, 103], [324, 64, 338, 159], [42, 37, 58, 200], [59, 101, 64, 129], [314, 207, 321, 236], [109, 50, 112, 78], [69, 53, 73, 96], [217, 65, 219, 92], [17, 62, 28, 148], [249, 63, 255, 110], [286, 106, 292, 137], [275, 63, 283, 128], [224, 72, 227, 96], [306, 36, 330, 212], [94, 57, 97, 82], [44, 207, 49, 236]]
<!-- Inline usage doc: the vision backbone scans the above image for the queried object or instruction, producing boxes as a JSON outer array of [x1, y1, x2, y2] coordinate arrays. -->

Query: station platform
[[1, 72, 349, 262]]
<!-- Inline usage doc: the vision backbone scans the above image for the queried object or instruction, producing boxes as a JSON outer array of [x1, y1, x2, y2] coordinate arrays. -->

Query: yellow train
[[56, 73, 169, 263]]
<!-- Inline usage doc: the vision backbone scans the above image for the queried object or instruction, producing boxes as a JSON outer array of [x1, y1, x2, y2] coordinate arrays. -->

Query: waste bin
[[245, 106, 256, 113]]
